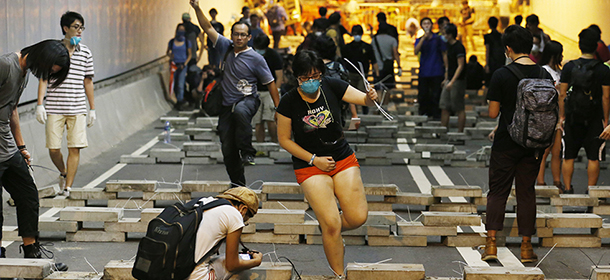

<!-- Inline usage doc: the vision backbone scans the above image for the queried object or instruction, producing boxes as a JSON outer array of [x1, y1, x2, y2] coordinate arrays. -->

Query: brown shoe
[[521, 240, 538, 263], [481, 237, 498, 261]]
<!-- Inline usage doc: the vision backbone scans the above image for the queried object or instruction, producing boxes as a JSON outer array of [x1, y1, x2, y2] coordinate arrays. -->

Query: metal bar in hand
[[343, 58, 393, 120]]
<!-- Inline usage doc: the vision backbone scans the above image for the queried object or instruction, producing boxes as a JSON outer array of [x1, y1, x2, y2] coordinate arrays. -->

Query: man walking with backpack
[[483, 25, 555, 264], [559, 28, 610, 194]]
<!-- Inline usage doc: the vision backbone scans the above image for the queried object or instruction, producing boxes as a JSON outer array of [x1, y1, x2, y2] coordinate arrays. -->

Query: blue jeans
[[217, 95, 260, 186], [173, 64, 187, 103]]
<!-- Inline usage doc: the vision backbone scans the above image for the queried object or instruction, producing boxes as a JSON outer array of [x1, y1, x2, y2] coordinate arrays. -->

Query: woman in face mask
[[275, 50, 378, 279], [166, 23, 192, 108]]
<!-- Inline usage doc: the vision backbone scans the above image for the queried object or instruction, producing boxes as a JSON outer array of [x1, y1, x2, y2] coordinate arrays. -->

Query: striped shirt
[[46, 44, 94, 115]]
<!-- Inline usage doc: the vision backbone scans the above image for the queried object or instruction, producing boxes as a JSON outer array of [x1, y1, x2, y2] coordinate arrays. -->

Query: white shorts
[[252, 91, 275, 125], [45, 114, 88, 149]]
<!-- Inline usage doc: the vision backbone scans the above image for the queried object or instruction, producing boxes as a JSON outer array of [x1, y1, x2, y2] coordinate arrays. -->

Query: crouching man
[[188, 187, 262, 279]]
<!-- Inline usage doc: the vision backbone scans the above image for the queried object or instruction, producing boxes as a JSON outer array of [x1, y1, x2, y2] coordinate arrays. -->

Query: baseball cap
[[182, 13, 191, 20], [217, 187, 259, 216]]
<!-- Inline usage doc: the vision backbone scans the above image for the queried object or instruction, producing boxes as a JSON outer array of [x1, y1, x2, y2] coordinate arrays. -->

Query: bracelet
[[17, 145, 26, 150], [308, 154, 316, 166]]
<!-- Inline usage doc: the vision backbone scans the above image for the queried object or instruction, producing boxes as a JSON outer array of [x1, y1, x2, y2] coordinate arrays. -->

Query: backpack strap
[[193, 198, 233, 265], [195, 237, 226, 266], [219, 44, 234, 72], [505, 64, 525, 80]]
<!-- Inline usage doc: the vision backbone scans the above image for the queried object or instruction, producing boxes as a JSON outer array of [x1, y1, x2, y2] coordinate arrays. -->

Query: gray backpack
[[505, 64, 558, 149]]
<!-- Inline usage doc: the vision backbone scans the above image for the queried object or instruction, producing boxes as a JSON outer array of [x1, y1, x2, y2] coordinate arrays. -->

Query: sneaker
[[58, 174, 67, 190], [242, 154, 256, 166], [20, 242, 68, 271], [564, 186, 574, 194], [553, 181, 565, 194], [58, 187, 71, 197]]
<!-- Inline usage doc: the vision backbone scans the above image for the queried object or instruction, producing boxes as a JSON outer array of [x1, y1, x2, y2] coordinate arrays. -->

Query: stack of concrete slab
[[589, 186, 610, 215], [541, 213, 605, 247], [430, 185, 483, 212]]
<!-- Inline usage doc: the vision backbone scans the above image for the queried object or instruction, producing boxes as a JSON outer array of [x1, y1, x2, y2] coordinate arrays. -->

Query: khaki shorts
[[439, 79, 466, 113], [252, 91, 275, 125], [46, 114, 88, 149]]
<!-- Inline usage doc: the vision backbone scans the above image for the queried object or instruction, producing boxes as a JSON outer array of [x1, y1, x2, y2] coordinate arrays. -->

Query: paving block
[[422, 212, 481, 226], [367, 202, 393, 212], [140, 208, 163, 223], [541, 234, 601, 248], [230, 262, 293, 279], [67, 229, 126, 242], [241, 231, 300, 244], [415, 126, 447, 134], [60, 207, 124, 222], [242, 223, 256, 234], [501, 227, 553, 238], [367, 225, 391, 236], [262, 201, 309, 210], [185, 151, 213, 157], [107, 199, 154, 209], [594, 205, 610, 215], [545, 213, 603, 228], [120, 155, 156, 164], [307, 235, 365, 245], [366, 126, 399, 138], [387, 151, 421, 159], [512, 185, 561, 198], [142, 189, 191, 201], [384, 192, 435, 205], [160, 116, 189, 125], [180, 180, 231, 192], [551, 194, 599, 207], [195, 117, 219, 127], [363, 184, 399, 196], [0, 258, 53, 278], [429, 203, 477, 213], [182, 142, 221, 152], [413, 144, 455, 153], [103, 260, 136, 280], [367, 236, 427, 247], [39, 196, 86, 208], [2, 226, 19, 241], [473, 195, 487, 206], [149, 148, 185, 163], [38, 184, 58, 198], [592, 265, 610, 280], [443, 233, 486, 247], [44, 271, 103, 280], [274, 220, 320, 235], [484, 213, 547, 229], [446, 132, 471, 141], [361, 158, 392, 165], [157, 132, 190, 141], [397, 221, 457, 236], [182, 157, 216, 165], [364, 211, 396, 226], [39, 217, 80, 232], [354, 144, 394, 153], [262, 182, 302, 194], [69, 188, 117, 200], [253, 142, 281, 152], [346, 263, 425, 279], [429, 151, 467, 160], [248, 209, 305, 224], [105, 218, 147, 233], [463, 267, 544, 280], [105, 180, 157, 192], [589, 186, 610, 198], [431, 185, 482, 197]]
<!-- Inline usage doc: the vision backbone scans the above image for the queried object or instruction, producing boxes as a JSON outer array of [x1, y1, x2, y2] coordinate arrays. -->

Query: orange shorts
[[294, 153, 360, 184]]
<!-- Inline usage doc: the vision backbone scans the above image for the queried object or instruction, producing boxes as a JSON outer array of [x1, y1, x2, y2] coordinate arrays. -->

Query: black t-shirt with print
[[277, 77, 352, 169], [487, 63, 553, 151]]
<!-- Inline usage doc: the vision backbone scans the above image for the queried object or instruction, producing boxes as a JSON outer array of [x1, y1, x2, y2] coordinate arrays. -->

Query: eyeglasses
[[297, 72, 322, 83], [70, 25, 85, 31], [232, 32, 249, 38]]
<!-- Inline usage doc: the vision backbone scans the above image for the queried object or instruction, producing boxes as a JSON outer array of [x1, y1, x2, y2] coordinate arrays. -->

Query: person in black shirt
[[483, 25, 553, 264], [376, 12, 399, 46], [484, 17, 505, 87], [182, 13, 203, 66], [559, 28, 610, 194], [206, 8, 225, 67], [276, 50, 377, 278], [252, 34, 283, 144], [342, 25, 379, 114], [313, 7, 329, 31], [440, 23, 467, 132]]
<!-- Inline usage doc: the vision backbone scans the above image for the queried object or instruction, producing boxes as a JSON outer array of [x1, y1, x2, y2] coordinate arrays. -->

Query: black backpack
[[200, 46, 233, 116], [565, 59, 602, 124], [505, 64, 559, 149], [132, 198, 232, 280]]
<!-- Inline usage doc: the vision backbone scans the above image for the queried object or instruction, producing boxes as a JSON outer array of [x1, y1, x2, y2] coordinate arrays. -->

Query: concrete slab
[[105, 180, 157, 192], [545, 214, 603, 228], [422, 212, 481, 226], [367, 236, 427, 247], [0, 258, 53, 279], [103, 260, 137, 280], [241, 231, 300, 244], [397, 221, 458, 236], [541, 235, 601, 248], [44, 271, 103, 280], [384, 192, 435, 205], [60, 207, 124, 222], [431, 185, 482, 197], [230, 262, 294, 279], [346, 263, 425, 279], [463, 267, 544, 280], [66, 229, 126, 242]]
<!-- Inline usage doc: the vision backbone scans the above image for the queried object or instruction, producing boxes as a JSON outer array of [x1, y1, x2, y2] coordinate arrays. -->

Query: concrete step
[[545, 213, 603, 228], [60, 207, 123, 222], [0, 258, 54, 279], [105, 180, 157, 192], [397, 221, 457, 236], [345, 263, 425, 279], [44, 271, 102, 279], [422, 211, 481, 227], [463, 266, 544, 280], [431, 185, 482, 198], [384, 192, 435, 205], [551, 194, 599, 207]]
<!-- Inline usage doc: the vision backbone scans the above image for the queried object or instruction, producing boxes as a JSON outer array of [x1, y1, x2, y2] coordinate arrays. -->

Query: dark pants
[[379, 60, 396, 90], [417, 75, 443, 119], [218, 96, 260, 186], [486, 147, 541, 236], [0, 151, 40, 241]]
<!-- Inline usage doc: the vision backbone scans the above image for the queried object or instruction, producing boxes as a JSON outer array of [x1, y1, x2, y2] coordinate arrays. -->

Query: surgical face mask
[[440, 35, 448, 42], [300, 79, 320, 94], [254, 49, 266, 55], [531, 44, 540, 53], [176, 31, 186, 41], [314, 31, 323, 36], [69, 36, 81, 46], [353, 35, 362, 42]]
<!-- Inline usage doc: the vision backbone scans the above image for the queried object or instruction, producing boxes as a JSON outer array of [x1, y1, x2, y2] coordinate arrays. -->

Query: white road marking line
[[456, 247, 489, 267], [471, 222, 487, 233], [407, 165, 431, 194], [2, 226, 17, 231], [397, 139, 411, 152], [497, 247, 525, 267], [1, 241, 14, 247], [40, 207, 62, 218], [428, 166, 468, 203], [83, 164, 127, 189], [132, 137, 160, 156]]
